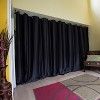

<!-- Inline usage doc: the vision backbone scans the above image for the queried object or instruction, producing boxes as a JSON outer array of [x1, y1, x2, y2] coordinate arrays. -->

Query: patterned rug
[[61, 74, 100, 100]]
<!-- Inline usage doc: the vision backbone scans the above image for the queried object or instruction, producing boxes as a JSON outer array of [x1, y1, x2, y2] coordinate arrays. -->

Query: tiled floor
[[13, 71, 100, 100], [61, 74, 100, 100]]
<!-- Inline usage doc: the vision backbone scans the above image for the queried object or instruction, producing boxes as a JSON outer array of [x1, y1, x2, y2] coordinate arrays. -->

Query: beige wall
[[13, 0, 100, 50], [88, 0, 100, 50], [13, 0, 90, 25]]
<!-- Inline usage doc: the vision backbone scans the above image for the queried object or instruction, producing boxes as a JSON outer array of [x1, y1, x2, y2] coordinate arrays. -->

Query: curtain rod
[[14, 8, 89, 27]]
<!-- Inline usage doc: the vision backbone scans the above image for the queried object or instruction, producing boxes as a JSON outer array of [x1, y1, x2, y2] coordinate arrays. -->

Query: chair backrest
[[87, 51, 100, 55]]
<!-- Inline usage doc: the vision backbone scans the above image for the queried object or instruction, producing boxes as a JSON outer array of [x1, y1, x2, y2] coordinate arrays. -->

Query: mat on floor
[[34, 82, 82, 100], [34, 74, 100, 100]]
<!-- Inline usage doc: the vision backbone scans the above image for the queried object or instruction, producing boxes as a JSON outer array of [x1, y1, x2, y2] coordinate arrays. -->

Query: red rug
[[34, 82, 82, 100]]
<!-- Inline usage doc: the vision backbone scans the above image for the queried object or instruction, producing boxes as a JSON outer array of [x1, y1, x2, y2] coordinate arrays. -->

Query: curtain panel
[[15, 12, 89, 85]]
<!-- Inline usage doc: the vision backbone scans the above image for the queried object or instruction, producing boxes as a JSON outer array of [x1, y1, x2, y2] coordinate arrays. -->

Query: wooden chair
[[84, 51, 100, 72]]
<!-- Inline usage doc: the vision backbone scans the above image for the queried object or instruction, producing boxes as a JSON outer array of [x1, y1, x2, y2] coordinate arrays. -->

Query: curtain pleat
[[15, 12, 89, 85]]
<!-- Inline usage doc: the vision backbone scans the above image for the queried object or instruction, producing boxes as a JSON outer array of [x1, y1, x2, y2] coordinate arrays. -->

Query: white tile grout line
[[84, 70, 100, 78]]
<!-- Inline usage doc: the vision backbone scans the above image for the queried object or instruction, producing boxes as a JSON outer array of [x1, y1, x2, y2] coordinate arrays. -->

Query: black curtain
[[15, 12, 89, 85]]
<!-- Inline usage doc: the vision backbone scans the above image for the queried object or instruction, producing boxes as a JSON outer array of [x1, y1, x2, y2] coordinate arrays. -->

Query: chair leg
[[83, 65, 85, 72], [83, 66, 85, 72]]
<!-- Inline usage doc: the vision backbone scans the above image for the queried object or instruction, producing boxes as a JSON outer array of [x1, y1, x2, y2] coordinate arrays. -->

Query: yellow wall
[[0, 0, 7, 32], [0, 0, 9, 80], [13, 0, 90, 25], [88, 0, 100, 50]]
